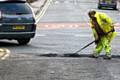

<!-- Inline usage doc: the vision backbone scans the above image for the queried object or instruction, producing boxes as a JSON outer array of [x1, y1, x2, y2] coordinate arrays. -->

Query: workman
[[88, 10, 117, 59]]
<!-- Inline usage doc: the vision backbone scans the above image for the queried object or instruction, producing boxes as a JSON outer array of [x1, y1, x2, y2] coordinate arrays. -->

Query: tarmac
[[0, 0, 120, 80]]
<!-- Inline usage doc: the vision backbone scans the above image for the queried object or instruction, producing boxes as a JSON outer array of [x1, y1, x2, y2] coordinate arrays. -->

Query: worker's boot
[[103, 53, 112, 60], [92, 51, 99, 58]]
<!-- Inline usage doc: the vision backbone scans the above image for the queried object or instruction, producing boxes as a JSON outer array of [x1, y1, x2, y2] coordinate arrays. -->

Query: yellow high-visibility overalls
[[89, 12, 117, 57]]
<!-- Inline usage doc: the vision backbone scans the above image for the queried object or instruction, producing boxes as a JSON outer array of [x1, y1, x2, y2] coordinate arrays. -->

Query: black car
[[98, 0, 117, 10], [0, 0, 36, 45]]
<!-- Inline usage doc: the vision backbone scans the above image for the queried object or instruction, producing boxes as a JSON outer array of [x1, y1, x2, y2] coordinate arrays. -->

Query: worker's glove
[[95, 37, 100, 44], [105, 28, 115, 35], [111, 28, 115, 32], [101, 29, 115, 35], [111, 24, 115, 32], [95, 39, 99, 44]]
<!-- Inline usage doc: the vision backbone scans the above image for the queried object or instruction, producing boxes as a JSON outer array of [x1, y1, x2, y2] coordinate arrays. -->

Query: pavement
[[30, 0, 47, 14], [30, 0, 52, 23]]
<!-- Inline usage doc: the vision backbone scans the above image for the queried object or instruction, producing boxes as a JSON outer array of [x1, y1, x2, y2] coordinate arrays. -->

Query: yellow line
[[0, 48, 10, 60]]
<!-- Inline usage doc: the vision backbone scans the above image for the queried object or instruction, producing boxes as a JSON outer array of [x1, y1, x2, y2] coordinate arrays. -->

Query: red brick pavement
[[37, 23, 120, 29]]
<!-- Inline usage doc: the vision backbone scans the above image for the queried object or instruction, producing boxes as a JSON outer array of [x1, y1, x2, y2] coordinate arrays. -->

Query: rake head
[[63, 53, 81, 57]]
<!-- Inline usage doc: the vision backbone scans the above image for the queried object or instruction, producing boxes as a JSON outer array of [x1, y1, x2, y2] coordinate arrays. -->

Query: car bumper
[[0, 32, 35, 39], [99, 3, 116, 7]]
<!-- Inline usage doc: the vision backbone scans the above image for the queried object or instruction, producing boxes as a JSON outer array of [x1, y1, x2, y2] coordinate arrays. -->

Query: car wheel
[[98, 4, 101, 9], [113, 5, 117, 10], [17, 39, 31, 45]]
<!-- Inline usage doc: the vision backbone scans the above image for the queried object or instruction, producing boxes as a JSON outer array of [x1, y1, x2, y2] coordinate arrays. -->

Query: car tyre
[[98, 4, 101, 9], [113, 5, 117, 10], [17, 38, 30, 45]]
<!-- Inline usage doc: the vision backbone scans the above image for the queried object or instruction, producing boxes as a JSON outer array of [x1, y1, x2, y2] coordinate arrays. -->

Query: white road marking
[[54, 1, 70, 4], [35, 32, 120, 38], [54, 1, 59, 4], [36, 34, 46, 37], [35, 0, 53, 23], [74, 34, 92, 37], [64, 1, 69, 4], [36, 33, 93, 37]]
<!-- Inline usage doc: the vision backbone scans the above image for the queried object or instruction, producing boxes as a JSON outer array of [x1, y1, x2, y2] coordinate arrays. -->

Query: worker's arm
[[89, 20, 100, 43], [91, 28, 100, 42]]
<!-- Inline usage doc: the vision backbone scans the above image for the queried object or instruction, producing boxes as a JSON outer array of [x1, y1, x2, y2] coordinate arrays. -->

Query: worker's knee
[[105, 47, 111, 53]]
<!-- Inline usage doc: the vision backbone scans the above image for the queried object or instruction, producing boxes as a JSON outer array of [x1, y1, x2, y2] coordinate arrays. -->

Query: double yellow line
[[0, 48, 10, 60]]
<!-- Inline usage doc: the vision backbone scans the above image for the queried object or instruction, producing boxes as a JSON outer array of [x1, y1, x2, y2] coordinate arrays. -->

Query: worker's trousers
[[95, 36, 111, 56]]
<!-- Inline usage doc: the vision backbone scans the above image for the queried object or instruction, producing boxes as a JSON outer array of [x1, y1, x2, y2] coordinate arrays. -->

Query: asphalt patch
[[39, 53, 58, 57], [38, 53, 93, 57], [63, 53, 81, 57], [38, 53, 120, 59]]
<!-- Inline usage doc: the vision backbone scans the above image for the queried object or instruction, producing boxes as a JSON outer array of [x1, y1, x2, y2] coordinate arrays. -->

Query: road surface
[[0, 0, 120, 80]]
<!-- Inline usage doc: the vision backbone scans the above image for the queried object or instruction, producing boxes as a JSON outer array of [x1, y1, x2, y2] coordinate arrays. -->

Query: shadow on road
[[0, 41, 24, 47], [0, 41, 18, 46]]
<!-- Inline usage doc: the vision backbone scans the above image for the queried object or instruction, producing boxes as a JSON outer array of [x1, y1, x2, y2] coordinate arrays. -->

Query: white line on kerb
[[35, 0, 52, 23]]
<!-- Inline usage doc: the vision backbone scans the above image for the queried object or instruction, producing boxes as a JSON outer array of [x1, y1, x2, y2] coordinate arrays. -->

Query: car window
[[0, 3, 32, 14]]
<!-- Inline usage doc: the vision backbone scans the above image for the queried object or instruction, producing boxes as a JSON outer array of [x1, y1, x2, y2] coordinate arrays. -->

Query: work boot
[[92, 51, 99, 58], [103, 54, 112, 60]]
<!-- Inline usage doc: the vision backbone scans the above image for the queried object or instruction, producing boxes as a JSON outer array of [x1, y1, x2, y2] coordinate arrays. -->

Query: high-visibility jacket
[[89, 12, 117, 42]]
